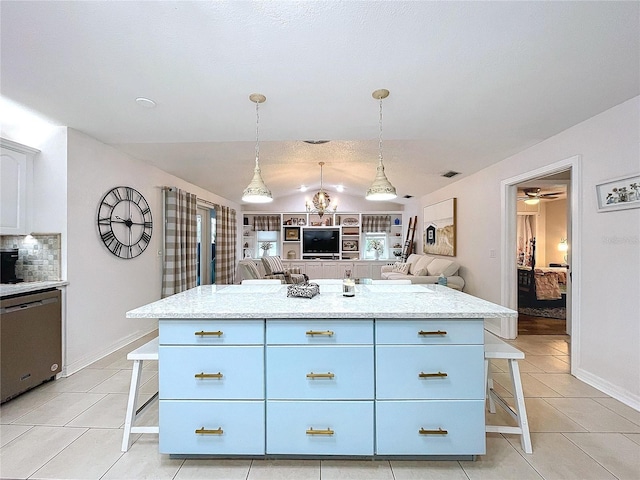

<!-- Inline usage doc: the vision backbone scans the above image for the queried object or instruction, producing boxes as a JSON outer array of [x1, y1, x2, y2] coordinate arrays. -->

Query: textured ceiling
[[1, 1, 638, 204]]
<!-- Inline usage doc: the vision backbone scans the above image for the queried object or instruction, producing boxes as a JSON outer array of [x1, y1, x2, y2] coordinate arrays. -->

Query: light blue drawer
[[160, 400, 264, 455], [159, 319, 264, 345], [266, 319, 373, 345], [376, 400, 485, 455], [267, 401, 374, 455], [376, 345, 484, 399], [266, 346, 374, 400], [160, 346, 264, 399], [375, 319, 483, 345]]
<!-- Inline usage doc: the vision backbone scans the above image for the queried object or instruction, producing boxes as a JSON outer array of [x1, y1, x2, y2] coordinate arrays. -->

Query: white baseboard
[[574, 367, 640, 411], [62, 326, 158, 377]]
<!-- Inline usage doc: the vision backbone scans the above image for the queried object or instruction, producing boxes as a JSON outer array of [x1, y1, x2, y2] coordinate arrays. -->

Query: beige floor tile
[[530, 373, 609, 397], [39, 368, 120, 394], [460, 434, 543, 479], [522, 398, 586, 433], [67, 392, 150, 428], [593, 397, 640, 426], [321, 459, 393, 480], [0, 425, 86, 479], [553, 354, 570, 365], [525, 355, 570, 373], [492, 372, 562, 398], [0, 385, 62, 424], [89, 368, 156, 394], [175, 459, 251, 479], [103, 356, 136, 370], [102, 436, 183, 479], [507, 432, 618, 479], [0, 423, 32, 446], [31, 428, 125, 480], [139, 372, 159, 394], [248, 459, 320, 480], [564, 432, 640, 480], [624, 433, 640, 445], [390, 460, 469, 479], [545, 398, 640, 432], [513, 342, 567, 356], [12, 392, 105, 426]]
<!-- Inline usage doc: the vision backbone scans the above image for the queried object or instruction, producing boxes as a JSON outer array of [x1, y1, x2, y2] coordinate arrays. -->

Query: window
[[363, 233, 388, 259], [256, 230, 280, 257]]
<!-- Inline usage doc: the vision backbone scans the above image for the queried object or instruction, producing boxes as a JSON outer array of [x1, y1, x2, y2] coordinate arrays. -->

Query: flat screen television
[[302, 228, 340, 255]]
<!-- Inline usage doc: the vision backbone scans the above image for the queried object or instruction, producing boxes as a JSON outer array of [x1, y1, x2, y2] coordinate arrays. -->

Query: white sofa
[[380, 253, 465, 290]]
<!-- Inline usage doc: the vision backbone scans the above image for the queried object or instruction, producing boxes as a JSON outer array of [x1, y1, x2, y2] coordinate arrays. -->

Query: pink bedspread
[[534, 272, 562, 300]]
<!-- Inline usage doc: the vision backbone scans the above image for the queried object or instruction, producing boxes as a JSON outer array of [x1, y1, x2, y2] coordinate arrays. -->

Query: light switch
[[489, 249, 496, 258]]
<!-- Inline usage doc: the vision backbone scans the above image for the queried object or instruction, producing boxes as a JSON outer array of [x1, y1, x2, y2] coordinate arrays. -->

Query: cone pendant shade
[[366, 159, 397, 200], [242, 158, 272, 203]]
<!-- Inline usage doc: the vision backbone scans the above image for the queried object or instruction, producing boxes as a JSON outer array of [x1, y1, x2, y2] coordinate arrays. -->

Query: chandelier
[[242, 93, 273, 203], [366, 88, 397, 201], [305, 162, 337, 219]]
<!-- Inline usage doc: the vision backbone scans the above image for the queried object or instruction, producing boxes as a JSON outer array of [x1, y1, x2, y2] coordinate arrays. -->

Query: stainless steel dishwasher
[[1, 289, 62, 403]]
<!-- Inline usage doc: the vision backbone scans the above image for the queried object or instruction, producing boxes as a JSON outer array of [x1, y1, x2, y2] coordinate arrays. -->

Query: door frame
[[498, 155, 582, 369]]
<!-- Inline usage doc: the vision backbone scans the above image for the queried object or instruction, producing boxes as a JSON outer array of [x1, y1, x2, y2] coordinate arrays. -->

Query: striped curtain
[[215, 205, 237, 285], [253, 215, 281, 231], [162, 188, 198, 297], [362, 215, 391, 233]]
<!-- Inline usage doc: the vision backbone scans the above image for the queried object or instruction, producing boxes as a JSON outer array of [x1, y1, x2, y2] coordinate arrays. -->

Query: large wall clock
[[97, 186, 153, 259]]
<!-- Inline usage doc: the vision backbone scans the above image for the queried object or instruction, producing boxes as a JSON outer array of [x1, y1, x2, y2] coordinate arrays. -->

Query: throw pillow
[[262, 256, 285, 275], [427, 258, 459, 276], [412, 255, 435, 275], [391, 262, 410, 274], [413, 267, 429, 276]]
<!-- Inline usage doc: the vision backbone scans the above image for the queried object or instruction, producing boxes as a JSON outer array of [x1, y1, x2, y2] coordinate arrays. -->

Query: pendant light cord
[[379, 97, 384, 162], [255, 101, 260, 163]]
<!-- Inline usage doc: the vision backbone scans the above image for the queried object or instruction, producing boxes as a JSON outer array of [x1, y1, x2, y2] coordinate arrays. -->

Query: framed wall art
[[342, 239, 359, 251], [284, 227, 300, 241], [595, 174, 640, 212], [423, 198, 457, 257]]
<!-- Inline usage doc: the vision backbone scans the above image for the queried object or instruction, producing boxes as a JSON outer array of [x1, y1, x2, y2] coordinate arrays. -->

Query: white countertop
[[0, 280, 68, 298], [126, 284, 516, 319]]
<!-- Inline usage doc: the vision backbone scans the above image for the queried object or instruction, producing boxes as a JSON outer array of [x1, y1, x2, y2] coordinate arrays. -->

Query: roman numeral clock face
[[97, 186, 153, 259]]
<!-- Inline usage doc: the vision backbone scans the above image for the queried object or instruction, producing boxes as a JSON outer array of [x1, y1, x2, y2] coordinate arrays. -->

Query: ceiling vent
[[441, 170, 461, 178]]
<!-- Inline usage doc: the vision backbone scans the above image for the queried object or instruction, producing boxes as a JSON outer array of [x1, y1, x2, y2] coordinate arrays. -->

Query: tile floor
[[1, 333, 639, 479]]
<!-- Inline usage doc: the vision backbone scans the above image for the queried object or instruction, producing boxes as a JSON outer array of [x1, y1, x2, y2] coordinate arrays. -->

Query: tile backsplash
[[0, 234, 61, 282]]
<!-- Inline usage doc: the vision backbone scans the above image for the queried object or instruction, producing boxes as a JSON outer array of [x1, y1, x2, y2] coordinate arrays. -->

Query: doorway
[[496, 155, 581, 373], [515, 175, 569, 335]]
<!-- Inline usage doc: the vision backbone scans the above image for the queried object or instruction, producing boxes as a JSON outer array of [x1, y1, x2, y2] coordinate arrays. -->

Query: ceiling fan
[[518, 188, 562, 204]]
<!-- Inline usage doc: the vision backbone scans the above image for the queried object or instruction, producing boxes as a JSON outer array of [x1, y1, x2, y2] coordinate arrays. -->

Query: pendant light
[[242, 93, 273, 203], [366, 88, 397, 201], [305, 162, 336, 218]]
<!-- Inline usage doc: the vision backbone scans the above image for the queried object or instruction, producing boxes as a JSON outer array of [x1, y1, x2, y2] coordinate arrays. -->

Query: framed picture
[[284, 227, 300, 241], [423, 198, 457, 257], [596, 174, 640, 212], [342, 239, 359, 251]]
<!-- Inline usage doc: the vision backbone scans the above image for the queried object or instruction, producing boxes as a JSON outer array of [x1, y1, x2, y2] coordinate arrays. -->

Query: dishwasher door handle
[[1, 297, 58, 314]]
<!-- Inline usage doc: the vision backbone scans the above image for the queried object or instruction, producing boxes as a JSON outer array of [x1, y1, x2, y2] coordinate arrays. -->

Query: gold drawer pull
[[306, 427, 334, 435], [195, 372, 223, 379], [195, 330, 223, 336], [419, 427, 448, 435], [418, 330, 447, 336], [418, 371, 448, 378], [306, 372, 335, 379], [195, 427, 223, 435], [306, 330, 334, 336]]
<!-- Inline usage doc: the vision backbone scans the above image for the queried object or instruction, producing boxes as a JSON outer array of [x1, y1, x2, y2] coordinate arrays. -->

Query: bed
[[517, 238, 567, 308]]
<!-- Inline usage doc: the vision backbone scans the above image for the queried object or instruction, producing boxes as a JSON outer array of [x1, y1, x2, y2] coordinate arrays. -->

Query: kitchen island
[[127, 283, 516, 459]]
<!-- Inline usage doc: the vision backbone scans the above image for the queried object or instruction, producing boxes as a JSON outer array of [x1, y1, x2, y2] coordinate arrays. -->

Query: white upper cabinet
[[0, 139, 39, 235]]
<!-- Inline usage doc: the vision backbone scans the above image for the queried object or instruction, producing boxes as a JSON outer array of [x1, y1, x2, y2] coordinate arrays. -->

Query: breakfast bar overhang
[[127, 283, 516, 459]]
